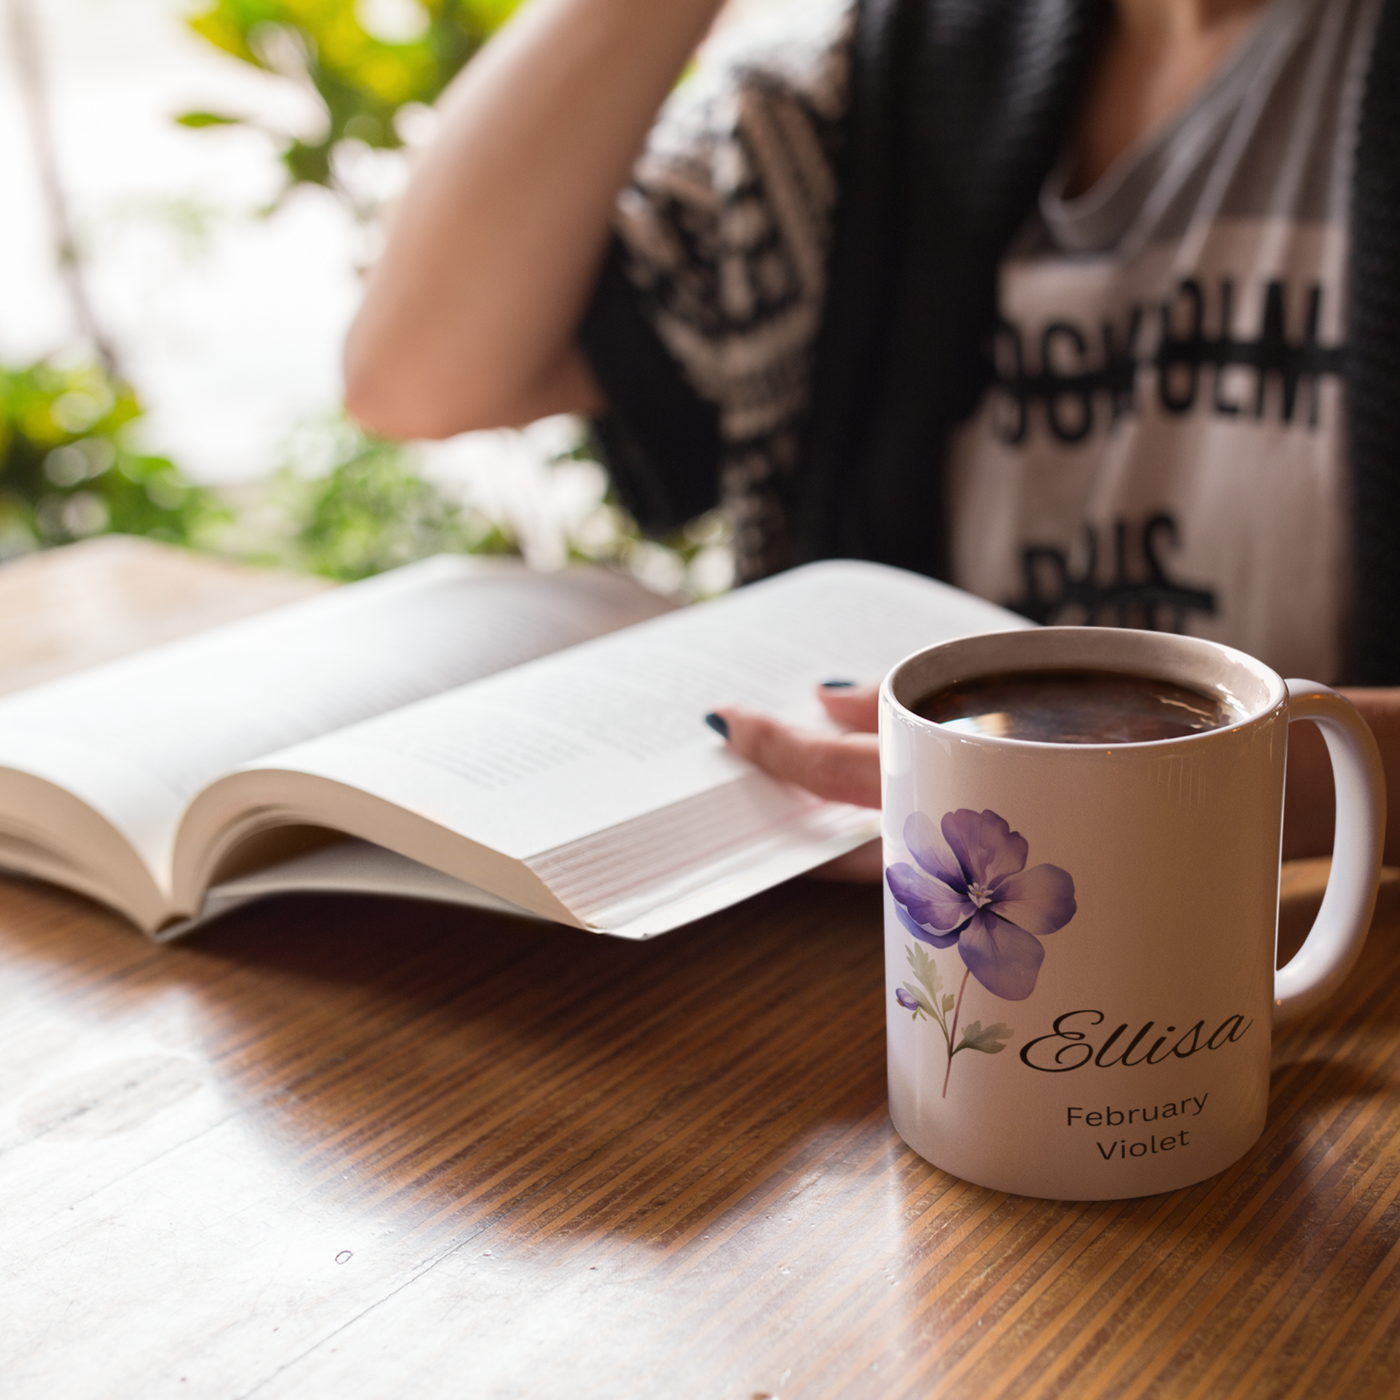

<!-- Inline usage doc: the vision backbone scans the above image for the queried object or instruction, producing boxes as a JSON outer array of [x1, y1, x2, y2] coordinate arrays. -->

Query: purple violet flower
[[886, 809, 1076, 1001], [895, 988, 920, 1012]]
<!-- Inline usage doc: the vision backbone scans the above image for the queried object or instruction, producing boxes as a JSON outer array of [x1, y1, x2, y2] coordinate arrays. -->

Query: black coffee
[[913, 668, 1237, 744]]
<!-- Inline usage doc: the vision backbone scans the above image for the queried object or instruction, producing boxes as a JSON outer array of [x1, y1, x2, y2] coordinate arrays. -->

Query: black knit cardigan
[[581, 0, 1400, 684]]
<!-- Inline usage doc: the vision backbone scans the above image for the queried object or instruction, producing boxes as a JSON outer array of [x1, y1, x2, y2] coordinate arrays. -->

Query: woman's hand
[[711, 681, 1400, 878], [709, 682, 884, 881]]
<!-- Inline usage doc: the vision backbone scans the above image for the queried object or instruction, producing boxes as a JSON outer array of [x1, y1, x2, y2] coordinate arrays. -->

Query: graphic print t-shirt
[[945, 0, 1379, 682], [598, 0, 1379, 679]]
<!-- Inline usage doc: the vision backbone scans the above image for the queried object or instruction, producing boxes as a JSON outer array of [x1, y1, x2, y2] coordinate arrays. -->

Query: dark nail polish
[[704, 712, 730, 739], [820, 679, 857, 689]]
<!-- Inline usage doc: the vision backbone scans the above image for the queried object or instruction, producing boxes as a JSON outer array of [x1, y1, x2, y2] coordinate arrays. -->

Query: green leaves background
[[180, 0, 520, 211]]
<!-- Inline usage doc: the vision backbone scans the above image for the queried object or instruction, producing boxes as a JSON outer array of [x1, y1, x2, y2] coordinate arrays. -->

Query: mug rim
[[881, 626, 1288, 752]]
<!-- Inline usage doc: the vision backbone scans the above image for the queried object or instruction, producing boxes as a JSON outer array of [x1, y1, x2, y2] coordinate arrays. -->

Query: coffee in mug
[[912, 668, 1238, 744], [879, 627, 1386, 1200]]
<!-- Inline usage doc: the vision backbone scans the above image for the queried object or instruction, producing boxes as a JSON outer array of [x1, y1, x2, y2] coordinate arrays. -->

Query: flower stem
[[942, 967, 972, 1098]]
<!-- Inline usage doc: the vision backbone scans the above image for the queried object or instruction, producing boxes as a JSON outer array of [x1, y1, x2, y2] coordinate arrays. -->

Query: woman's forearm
[[1283, 688, 1400, 864], [344, 0, 724, 440]]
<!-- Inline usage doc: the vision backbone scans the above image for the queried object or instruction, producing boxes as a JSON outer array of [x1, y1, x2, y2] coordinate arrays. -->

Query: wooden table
[[3, 540, 1400, 1398]]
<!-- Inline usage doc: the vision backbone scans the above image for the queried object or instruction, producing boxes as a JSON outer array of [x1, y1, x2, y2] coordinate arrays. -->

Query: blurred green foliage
[[0, 362, 222, 560], [0, 364, 727, 597], [281, 429, 513, 580], [0, 0, 730, 599], [179, 0, 521, 207], [167, 0, 539, 573]]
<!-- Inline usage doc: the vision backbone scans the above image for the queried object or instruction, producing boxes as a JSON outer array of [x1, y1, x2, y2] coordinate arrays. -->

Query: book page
[[164, 839, 540, 941], [0, 558, 671, 890], [196, 562, 1028, 929]]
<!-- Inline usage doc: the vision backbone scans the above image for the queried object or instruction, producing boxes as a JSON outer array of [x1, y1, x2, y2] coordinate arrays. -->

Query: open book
[[0, 556, 1026, 939]]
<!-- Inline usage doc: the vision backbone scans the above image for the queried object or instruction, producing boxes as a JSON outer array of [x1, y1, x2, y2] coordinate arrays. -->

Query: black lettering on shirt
[[989, 276, 1343, 445], [1012, 513, 1217, 630]]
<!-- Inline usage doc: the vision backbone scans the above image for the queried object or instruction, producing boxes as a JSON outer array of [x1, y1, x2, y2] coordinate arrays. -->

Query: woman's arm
[[343, 0, 725, 441], [711, 684, 1400, 877]]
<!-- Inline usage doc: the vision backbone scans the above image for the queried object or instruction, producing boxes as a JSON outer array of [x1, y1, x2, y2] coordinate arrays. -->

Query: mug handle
[[1274, 681, 1388, 1024]]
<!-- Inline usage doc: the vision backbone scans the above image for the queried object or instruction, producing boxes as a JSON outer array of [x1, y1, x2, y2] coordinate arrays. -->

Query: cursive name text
[[1020, 1009, 1254, 1072]]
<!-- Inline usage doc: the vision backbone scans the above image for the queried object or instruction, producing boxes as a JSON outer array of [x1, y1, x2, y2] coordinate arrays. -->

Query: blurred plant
[[171, 0, 739, 596], [1, 0, 739, 597], [620, 509, 736, 600], [179, 0, 521, 217], [275, 415, 512, 579], [6, 0, 121, 375], [415, 414, 736, 597], [0, 362, 223, 560], [295, 439, 513, 579], [2, 1, 221, 558], [210, 411, 733, 596]]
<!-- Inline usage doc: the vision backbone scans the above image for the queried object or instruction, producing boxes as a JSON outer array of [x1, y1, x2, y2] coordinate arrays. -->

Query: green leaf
[[954, 1020, 1015, 1055], [905, 942, 943, 1007], [0, 358, 221, 551], [176, 111, 244, 127], [943, 994, 956, 1013], [288, 428, 512, 580], [180, 0, 524, 203], [900, 983, 934, 1019]]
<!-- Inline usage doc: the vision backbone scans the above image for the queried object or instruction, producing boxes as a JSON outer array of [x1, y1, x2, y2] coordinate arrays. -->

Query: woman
[[345, 0, 1400, 872]]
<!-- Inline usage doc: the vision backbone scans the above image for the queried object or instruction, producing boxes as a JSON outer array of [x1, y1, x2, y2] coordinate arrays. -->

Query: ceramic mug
[[879, 627, 1386, 1200]]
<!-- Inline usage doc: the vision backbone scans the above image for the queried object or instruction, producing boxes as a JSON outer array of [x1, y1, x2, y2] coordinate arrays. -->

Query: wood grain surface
[[2, 871, 1399, 1399], [2, 543, 1399, 1398], [0, 535, 327, 696]]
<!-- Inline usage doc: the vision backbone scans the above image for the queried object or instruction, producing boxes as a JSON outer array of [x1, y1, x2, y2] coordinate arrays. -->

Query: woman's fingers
[[712, 707, 881, 808], [709, 696, 884, 884], [817, 681, 880, 732]]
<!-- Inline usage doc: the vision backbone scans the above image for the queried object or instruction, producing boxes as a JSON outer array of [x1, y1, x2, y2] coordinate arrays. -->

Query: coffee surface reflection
[[912, 668, 1238, 744]]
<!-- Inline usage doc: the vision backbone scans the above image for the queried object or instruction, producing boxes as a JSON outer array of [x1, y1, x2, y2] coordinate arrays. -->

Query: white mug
[[879, 628, 1386, 1200]]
